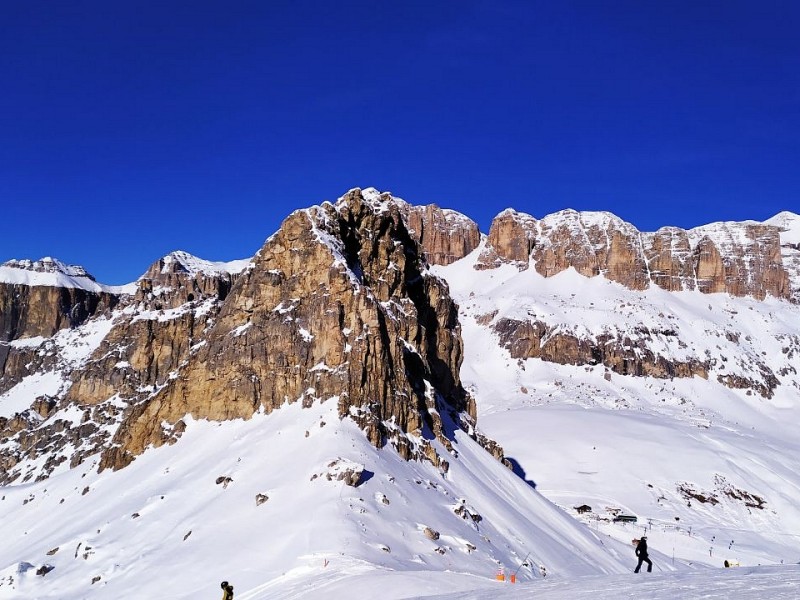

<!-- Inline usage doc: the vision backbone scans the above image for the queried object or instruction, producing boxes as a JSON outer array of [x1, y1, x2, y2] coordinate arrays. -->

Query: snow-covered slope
[[0, 397, 638, 599], [149, 250, 251, 278], [765, 211, 800, 245], [0, 314, 116, 420], [433, 239, 800, 573], [0, 257, 133, 294]]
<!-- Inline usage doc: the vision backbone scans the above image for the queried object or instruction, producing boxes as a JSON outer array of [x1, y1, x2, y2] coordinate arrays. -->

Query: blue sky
[[1, 1, 798, 284]]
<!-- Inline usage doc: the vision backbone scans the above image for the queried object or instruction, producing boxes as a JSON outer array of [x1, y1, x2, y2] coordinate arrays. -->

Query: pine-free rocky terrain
[[1, 188, 799, 599]]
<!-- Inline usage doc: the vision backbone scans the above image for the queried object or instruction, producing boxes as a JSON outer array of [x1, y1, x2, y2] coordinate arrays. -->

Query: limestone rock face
[[688, 225, 790, 300], [494, 318, 710, 380], [477, 210, 791, 300], [641, 228, 695, 292], [0, 345, 40, 394], [0, 284, 113, 340], [134, 250, 245, 310], [765, 211, 800, 302], [100, 189, 482, 472], [65, 309, 209, 407], [399, 202, 481, 266], [0, 258, 119, 341], [3, 195, 793, 485], [0, 251, 243, 484], [476, 210, 537, 270]]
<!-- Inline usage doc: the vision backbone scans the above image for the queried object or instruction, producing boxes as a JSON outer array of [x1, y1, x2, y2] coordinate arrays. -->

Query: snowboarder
[[634, 536, 653, 573], [220, 580, 234, 599]]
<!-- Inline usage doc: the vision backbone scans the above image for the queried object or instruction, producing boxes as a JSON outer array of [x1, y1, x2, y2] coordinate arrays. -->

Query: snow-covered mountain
[[1, 258, 100, 289], [434, 239, 800, 569], [1, 189, 798, 599]]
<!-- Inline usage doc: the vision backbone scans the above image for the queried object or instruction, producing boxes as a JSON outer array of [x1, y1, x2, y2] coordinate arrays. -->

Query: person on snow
[[634, 536, 653, 573], [220, 580, 234, 599]]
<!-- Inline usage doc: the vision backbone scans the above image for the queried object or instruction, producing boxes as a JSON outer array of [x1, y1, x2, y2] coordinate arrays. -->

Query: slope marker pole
[[512, 552, 531, 580]]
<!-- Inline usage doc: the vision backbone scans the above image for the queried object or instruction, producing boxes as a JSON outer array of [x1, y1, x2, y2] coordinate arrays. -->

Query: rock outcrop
[[99, 189, 487, 472], [477, 210, 791, 300], [0, 252, 247, 484], [133, 250, 246, 310], [399, 202, 481, 265], [2, 193, 794, 485], [475, 210, 537, 270], [494, 318, 710, 380], [0, 259, 119, 341]]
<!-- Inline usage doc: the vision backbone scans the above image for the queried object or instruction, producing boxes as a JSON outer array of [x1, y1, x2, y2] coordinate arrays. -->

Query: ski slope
[[433, 239, 800, 572], [0, 398, 637, 599]]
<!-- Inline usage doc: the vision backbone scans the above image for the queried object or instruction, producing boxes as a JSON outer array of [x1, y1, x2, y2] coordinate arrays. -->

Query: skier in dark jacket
[[220, 580, 234, 599], [634, 536, 653, 573]]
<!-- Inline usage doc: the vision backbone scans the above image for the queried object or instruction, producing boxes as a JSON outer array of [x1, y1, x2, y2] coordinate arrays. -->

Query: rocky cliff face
[[0, 259, 119, 341], [1, 192, 796, 486], [399, 202, 481, 265], [100, 189, 484, 472], [477, 210, 792, 300], [469, 210, 797, 399], [0, 252, 248, 483], [493, 318, 711, 381], [0, 189, 499, 484]]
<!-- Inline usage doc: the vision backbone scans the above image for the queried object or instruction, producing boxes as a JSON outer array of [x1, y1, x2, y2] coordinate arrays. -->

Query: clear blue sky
[[2, 1, 798, 284]]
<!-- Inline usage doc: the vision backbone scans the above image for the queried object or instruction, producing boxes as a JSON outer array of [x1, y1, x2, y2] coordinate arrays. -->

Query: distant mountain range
[[1, 188, 798, 599]]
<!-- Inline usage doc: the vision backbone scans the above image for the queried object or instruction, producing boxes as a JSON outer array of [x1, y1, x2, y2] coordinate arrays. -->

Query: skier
[[220, 580, 234, 599], [634, 536, 653, 573]]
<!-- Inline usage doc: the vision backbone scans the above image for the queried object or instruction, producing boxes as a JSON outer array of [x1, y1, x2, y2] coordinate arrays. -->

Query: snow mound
[[764, 211, 800, 245]]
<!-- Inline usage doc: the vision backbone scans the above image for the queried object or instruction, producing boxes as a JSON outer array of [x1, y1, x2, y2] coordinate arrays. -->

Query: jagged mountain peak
[[2, 188, 800, 598], [93, 193, 487, 474], [494, 207, 538, 224], [334, 186, 403, 216], [142, 250, 251, 279], [320, 187, 481, 267]]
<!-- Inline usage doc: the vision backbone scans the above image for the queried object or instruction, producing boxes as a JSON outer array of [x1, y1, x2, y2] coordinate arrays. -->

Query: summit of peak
[[764, 211, 800, 246], [2, 256, 95, 280], [0, 256, 114, 292], [146, 250, 251, 279]]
